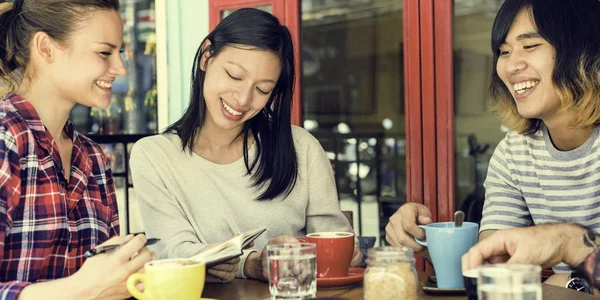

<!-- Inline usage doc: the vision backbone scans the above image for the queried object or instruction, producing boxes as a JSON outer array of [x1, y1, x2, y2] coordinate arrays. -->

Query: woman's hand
[[244, 235, 299, 281], [207, 257, 240, 282], [71, 234, 155, 300], [350, 242, 363, 267]]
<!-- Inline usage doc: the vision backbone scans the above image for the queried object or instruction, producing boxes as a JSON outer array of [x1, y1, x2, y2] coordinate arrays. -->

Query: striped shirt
[[482, 124, 600, 271], [0, 94, 119, 299]]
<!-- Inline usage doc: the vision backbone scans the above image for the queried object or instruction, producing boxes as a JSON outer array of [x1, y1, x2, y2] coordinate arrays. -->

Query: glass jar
[[364, 246, 418, 300]]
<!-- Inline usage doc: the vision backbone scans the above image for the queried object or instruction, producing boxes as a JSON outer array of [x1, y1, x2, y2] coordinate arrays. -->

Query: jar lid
[[367, 246, 415, 263]]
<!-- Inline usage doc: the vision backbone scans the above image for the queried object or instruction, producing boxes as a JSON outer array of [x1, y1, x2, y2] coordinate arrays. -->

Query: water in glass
[[477, 264, 542, 300], [267, 243, 317, 300], [479, 283, 542, 300]]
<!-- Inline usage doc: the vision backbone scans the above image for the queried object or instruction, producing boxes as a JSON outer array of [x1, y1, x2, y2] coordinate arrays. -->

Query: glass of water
[[267, 243, 317, 300], [477, 264, 542, 300]]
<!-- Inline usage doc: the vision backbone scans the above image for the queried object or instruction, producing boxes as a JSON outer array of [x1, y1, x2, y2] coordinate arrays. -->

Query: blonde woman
[[0, 1, 152, 299]]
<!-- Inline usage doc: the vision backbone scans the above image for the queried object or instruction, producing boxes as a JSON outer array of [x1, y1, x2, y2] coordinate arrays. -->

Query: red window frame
[[405, 0, 455, 270], [404, 0, 455, 219]]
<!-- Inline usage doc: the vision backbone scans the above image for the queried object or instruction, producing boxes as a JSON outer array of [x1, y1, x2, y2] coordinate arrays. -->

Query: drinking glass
[[267, 243, 317, 300], [477, 264, 542, 300]]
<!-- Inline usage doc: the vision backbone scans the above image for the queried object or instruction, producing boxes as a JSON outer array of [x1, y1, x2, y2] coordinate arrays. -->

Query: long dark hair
[[165, 8, 297, 201]]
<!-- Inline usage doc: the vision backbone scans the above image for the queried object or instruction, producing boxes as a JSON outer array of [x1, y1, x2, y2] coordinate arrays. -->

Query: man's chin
[[516, 108, 539, 120]]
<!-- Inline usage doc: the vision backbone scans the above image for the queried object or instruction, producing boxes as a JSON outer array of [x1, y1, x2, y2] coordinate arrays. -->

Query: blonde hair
[[558, 56, 600, 129], [0, 0, 119, 92]]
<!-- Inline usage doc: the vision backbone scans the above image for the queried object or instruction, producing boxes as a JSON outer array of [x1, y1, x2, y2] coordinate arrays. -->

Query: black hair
[[165, 8, 297, 201]]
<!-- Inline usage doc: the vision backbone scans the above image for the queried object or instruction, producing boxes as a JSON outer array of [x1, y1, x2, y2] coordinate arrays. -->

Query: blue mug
[[414, 222, 479, 288]]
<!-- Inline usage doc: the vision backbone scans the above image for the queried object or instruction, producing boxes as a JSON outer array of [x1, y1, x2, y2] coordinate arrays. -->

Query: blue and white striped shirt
[[481, 124, 600, 271]]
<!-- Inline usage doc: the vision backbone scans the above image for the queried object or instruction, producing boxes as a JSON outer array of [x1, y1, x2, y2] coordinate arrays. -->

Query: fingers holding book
[[232, 233, 255, 249], [190, 227, 266, 269]]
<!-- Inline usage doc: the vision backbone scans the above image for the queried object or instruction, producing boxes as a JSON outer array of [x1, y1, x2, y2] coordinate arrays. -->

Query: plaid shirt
[[0, 94, 119, 299]]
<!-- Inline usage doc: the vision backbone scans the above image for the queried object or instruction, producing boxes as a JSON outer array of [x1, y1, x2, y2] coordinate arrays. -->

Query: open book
[[190, 227, 266, 268]]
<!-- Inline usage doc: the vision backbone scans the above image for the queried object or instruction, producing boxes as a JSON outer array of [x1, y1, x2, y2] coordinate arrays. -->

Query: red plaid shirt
[[0, 94, 119, 299]]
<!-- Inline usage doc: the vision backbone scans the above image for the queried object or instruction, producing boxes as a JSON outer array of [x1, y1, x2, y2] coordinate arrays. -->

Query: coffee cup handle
[[413, 225, 427, 247], [127, 273, 147, 300]]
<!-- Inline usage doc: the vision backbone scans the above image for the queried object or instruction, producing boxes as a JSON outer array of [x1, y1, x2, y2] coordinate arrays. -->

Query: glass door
[[70, 0, 158, 135], [69, 0, 160, 234], [301, 0, 405, 244], [209, 0, 406, 244], [452, 0, 503, 224]]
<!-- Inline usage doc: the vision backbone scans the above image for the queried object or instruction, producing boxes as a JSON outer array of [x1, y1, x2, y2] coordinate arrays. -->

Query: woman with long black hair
[[131, 8, 361, 282]]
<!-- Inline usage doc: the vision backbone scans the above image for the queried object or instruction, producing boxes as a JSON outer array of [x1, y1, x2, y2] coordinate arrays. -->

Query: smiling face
[[496, 8, 562, 123], [200, 45, 281, 133], [47, 9, 126, 109]]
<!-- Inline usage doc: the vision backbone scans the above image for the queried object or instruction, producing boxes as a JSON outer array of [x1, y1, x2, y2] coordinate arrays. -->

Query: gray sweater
[[130, 126, 353, 278]]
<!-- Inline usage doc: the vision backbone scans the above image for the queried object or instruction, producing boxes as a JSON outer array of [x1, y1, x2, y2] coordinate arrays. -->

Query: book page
[[240, 227, 267, 248], [190, 227, 266, 267]]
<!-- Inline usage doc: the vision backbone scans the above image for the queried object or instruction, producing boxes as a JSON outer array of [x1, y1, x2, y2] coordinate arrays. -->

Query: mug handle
[[127, 273, 147, 300], [413, 225, 428, 247]]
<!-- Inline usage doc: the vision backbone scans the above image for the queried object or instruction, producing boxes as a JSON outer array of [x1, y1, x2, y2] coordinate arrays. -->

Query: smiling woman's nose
[[233, 85, 253, 106], [110, 56, 127, 77]]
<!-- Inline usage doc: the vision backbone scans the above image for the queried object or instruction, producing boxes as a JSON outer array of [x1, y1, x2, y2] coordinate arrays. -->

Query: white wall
[[126, 0, 210, 233], [157, 0, 210, 130]]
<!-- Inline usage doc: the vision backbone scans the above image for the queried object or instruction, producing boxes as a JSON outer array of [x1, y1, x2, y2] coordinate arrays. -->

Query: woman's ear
[[199, 40, 212, 72], [31, 31, 58, 64]]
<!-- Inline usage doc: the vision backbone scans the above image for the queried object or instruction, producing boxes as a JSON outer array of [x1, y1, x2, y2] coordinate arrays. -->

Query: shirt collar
[[7, 92, 78, 140], [7, 93, 56, 153], [6, 93, 90, 184]]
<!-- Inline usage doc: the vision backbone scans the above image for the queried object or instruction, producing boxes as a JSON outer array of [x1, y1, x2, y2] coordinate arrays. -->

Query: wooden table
[[202, 271, 596, 300]]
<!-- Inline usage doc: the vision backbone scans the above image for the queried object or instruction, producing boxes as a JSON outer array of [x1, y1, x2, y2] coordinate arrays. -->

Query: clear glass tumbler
[[267, 243, 317, 300], [477, 264, 542, 300]]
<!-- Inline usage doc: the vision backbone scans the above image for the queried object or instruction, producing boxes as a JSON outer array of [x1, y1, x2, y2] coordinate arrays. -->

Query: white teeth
[[221, 100, 242, 116], [513, 80, 538, 93], [95, 80, 112, 88]]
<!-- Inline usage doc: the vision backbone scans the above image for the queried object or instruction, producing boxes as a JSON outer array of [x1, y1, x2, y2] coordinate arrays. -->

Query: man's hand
[[385, 203, 433, 252], [462, 224, 591, 272]]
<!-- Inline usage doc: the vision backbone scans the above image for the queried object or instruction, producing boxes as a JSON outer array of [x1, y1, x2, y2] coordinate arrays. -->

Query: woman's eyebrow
[[95, 42, 119, 49]]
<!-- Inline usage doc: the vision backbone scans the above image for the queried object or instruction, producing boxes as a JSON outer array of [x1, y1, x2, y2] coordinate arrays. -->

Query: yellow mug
[[127, 258, 206, 300]]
